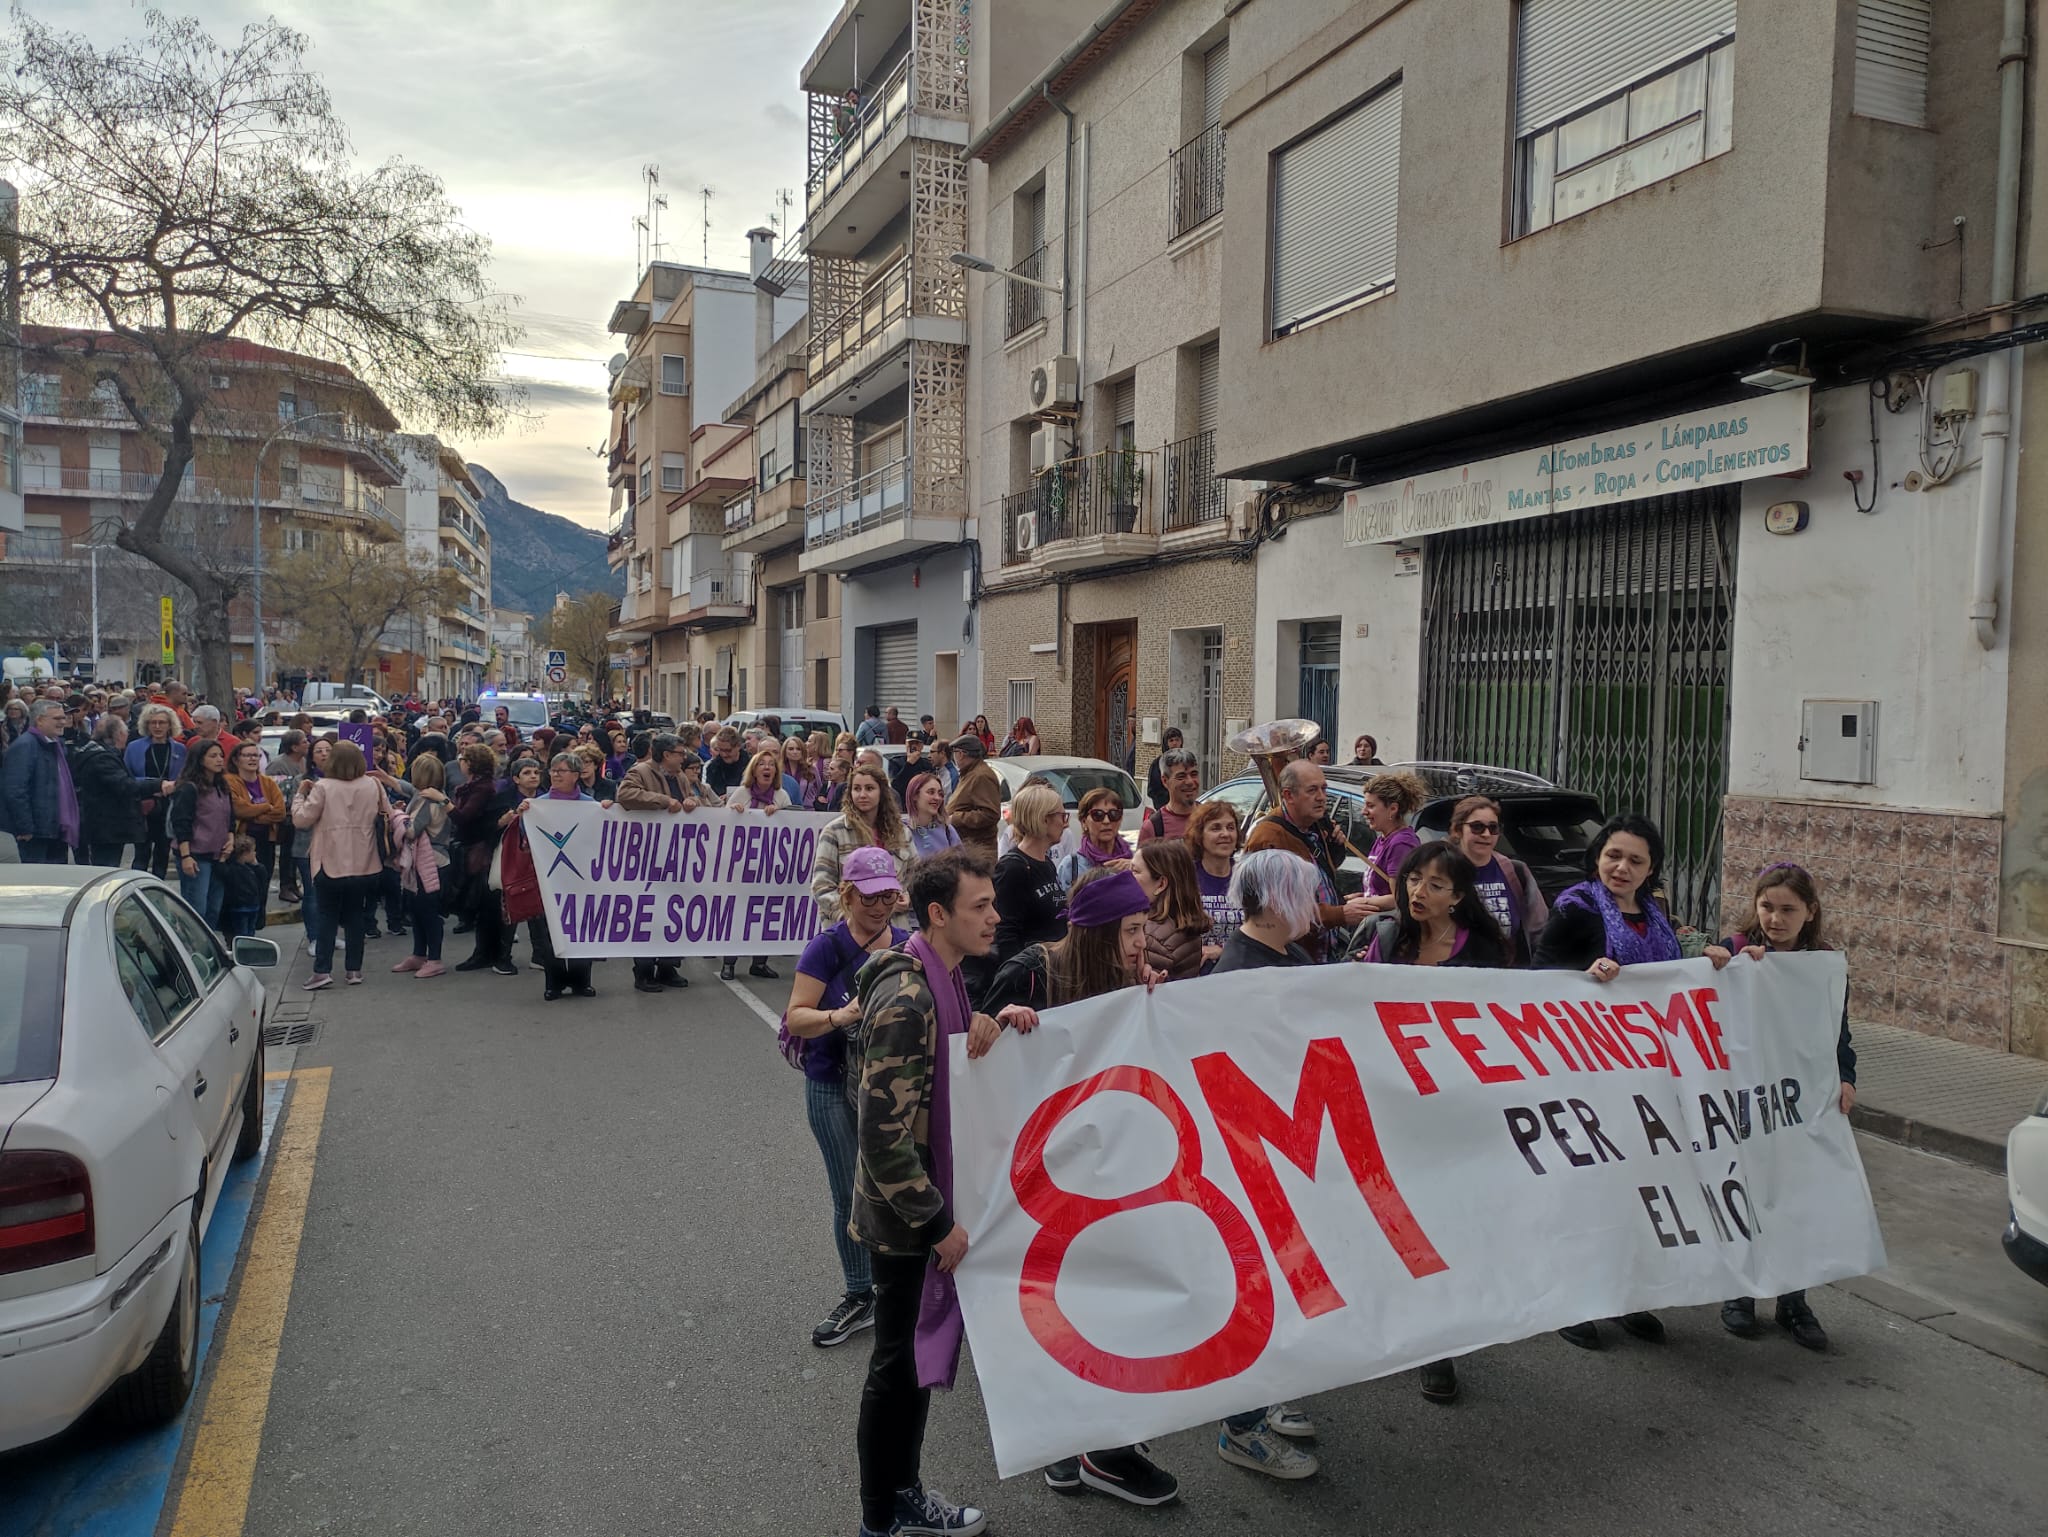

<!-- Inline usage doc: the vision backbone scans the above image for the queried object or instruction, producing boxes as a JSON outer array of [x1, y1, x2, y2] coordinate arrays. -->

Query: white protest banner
[[521, 801, 832, 958], [946, 955, 1883, 1476]]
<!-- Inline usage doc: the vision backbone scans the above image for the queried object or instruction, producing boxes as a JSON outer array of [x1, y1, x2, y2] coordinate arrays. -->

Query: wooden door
[[1094, 623, 1136, 767]]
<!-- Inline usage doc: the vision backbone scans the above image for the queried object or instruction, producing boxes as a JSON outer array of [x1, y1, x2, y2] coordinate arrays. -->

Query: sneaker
[[1558, 1320, 1602, 1349], [1614, 1311, 1665, 1342], [303, 973, 333, 991], [892, 1482, 986, 1536], [1419, 1359, 1459, 1403], [1078, 1445, 1178, 1506], [720, 960, 737, 981], [454, 954, 491, 972], [1042, 1458, 1081, 1493], [573, 984, 597, 998], [415, 961, 447, 979], [491, 960, 520, 976], [544, 987, 561, 1002], [361, 928, 383, 941], [1217, 1421, 1319, 1480], [392, 956, 424, 974], [1721, 1297, 1762, 1338], [811, 1291, 876, 1348], [1266, 1402, 1316, 1439], [529, 959, 545, 972], [345, 971, 363, 985], [749, 960, 778, 979], [1775, 1294, 1828, 1352]]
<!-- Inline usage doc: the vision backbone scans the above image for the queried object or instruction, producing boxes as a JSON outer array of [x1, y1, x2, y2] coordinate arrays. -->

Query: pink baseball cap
[[843, 846, 904, 895]]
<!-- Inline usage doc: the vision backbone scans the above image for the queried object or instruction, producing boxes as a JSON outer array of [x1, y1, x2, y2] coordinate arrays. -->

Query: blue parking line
[[0, 1077, 288, 1537]]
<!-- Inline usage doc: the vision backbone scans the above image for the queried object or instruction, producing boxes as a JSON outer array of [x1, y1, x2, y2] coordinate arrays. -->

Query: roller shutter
[[1515, 0, 1736, 135]]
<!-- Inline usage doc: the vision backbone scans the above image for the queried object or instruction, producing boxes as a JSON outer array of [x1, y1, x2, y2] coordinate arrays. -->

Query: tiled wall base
[[1720, 796, 2013, 1052]]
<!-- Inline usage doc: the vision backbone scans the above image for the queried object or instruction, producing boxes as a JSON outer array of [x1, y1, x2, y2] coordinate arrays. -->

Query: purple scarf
[[1554, 880, 1680, 966], [1077, 832, 1131, 868], [905, 928, 972, 1389], [37, 728, 80, 847], [746, 784, 777, 809]]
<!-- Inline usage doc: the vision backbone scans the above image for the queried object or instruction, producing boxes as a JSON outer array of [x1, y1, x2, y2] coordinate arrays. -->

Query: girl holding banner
[[722, 749, 791, 983]]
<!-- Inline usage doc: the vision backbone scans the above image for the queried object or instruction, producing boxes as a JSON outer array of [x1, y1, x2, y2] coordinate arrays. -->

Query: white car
[[0, 868, 276, 1452], [2005, 1092, 2048, 1289]]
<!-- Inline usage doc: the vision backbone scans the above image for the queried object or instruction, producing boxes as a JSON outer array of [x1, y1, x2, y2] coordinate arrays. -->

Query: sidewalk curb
[[1826, 1274, 2048, 1378], [1850, 1104, 2007, 1176]]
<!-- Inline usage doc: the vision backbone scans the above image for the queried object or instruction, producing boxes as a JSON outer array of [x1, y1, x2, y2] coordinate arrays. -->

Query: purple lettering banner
[[521, 801, 829, 957]]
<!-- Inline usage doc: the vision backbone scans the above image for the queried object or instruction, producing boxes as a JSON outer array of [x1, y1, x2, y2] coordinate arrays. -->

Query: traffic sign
[[159, 597, 175, 667], [546, 649, 567, 669], [546, 664, 567, 685]]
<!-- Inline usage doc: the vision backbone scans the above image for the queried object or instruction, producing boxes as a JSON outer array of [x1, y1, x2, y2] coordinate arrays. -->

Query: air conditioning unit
[[1015, 511, 1039, 552], [1228, 494, 1261, 540], [1028, 354, 1080, 415], [1029, 422, 1066, 475]]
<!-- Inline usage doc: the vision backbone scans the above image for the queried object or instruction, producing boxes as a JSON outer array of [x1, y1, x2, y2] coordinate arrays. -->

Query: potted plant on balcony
[[1110, 444, 1144, 534]]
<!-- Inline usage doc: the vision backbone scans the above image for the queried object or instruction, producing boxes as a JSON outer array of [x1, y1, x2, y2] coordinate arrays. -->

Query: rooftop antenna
[[640, 163, 663, 269], [700, 185, 716, 264], [771, 187, 795, 241]]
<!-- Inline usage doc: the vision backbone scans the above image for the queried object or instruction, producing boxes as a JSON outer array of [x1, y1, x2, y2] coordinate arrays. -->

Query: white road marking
[[721, 976, 786, 1031]]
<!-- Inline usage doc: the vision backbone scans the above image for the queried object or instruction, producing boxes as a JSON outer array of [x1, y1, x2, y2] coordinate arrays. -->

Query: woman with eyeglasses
[[1447, 795, 1548, 965], [1056, 786, 1131, 889]]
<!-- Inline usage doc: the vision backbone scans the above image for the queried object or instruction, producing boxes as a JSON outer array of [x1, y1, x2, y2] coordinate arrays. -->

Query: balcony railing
[[0, 530, 69, 563], [687, 566, 749, 611], [805, 456, 911, 548], [1162, 429, 1225, 530], [1007, 247, 1048, 337], [1169, 122, 1226, 241], [724, 494, 756, 534], [1001, 446, 1157, 561], [807, 53, 913, 220], [808, 257, 910, 380]]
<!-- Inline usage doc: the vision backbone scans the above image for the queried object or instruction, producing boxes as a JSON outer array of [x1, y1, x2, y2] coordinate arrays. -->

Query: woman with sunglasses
[[1056, 786, 1131, 889], [1447, 795, 1548, 965]]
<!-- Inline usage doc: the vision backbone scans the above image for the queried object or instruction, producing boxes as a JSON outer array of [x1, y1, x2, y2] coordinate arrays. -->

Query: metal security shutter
[[1113, 376, 1136, 430], [1515, 0, 1736, 135], [1270, 81, 1402, 335], [870, 623, 918, 718], [1196, 342, 1220, 435], [1854, 0, 1932, 127], [1202, 39, 1230, 127]]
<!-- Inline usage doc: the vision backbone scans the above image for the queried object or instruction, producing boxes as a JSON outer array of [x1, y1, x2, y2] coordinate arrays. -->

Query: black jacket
[[70, 739, 147, 846]]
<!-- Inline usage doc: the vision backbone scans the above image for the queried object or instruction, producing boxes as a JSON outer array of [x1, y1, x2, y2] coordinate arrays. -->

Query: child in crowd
[[218, 835, 269, 939], [1705, 862, 1857, 1352]]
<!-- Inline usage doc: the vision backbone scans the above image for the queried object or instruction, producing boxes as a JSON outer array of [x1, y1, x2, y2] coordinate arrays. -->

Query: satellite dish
[[607, 353, 629, 378]]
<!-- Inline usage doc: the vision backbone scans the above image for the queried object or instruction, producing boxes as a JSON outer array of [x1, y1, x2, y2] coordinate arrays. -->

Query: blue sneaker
[[894, 1482, 988, 1535]]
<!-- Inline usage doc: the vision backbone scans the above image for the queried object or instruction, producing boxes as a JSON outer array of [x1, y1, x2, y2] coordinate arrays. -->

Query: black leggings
[[857, 1249, 933, 1530], [133, 809, 173, 880], [527, 917, 590, 992]]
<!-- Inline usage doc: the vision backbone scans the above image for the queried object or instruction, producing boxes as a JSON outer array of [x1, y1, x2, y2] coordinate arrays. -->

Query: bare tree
[[269, 542, 464, 687], [539, 593, 620, 703], [0, 9, 520, 695]]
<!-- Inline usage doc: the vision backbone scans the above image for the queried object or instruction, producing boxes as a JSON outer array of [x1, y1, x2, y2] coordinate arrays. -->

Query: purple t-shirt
[[1471, 856, 1523, 942], [1196, 864, 1243, 948], [795, 922, 907, 1084], [1367, 827, 1420, 897]]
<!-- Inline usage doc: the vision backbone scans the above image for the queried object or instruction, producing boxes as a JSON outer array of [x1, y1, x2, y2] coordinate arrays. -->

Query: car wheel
[[233, 1033, 265, 1162], [106, 1200, 201, 1429]]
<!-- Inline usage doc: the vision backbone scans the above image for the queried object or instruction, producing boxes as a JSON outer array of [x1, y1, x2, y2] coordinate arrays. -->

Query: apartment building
[[1196, 0, 2041, 1055], [392, 434, 492, 699], [0, 327, 405, 691], [0, 181, 21, 539], [603, 257, 803, 713], [490, 608, 537, 690], [796, 0, 981, 733], [720, 242, 847, 717], [967, 0, 1256, 778]]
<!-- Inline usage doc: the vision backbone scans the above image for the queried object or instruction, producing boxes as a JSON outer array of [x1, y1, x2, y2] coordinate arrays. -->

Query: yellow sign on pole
[[160, 596, 175, 667]]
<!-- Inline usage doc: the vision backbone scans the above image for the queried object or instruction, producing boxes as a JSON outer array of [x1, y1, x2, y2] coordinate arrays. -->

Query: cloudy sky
[[41, 0, 830, 528]]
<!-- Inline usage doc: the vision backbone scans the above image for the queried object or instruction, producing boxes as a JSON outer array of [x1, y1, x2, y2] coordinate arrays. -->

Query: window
[[1855, 0, 1931, 128], [758, 404, 803, 488], [141, 889, 228, 990], [814, 573, 830, 619], [814, 657, 830, 709], [23, 373, 59, 416], [1269, 80, 1402, 336], [640, 463, 653, 504], [111, 897, 197, 1043], [1514, 0, 1734, 237], [1171, 37, 1230, 240], [0, 418, 17, 495], [210, 372, 231, 390], [661, 451, 688, 493], [0, 929, 62, 1085], [277, 391, 298, 422], [661, 354, 689, 395], [1008, 679, 1035, 732]]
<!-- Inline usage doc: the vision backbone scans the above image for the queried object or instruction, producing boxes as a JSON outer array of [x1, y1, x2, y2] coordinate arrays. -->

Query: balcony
[[672, 563, 753, 628], [1161, 429, 1225, 531], [284, 414, 406, 486], [804, 261, 965, 417], [800, 455, 964, 575], [721, 472, 808, 555], [1006, 247, 1048, 338], [1169, 122, 1226, 242], [804, 52, 969, 261], [0, 529, 68, 563], [999, 447, 1158, 572]]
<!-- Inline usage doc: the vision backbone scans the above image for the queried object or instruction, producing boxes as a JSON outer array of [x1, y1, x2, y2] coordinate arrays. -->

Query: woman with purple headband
[[1703, 861, 1857, 1352], [1535, 813, 1734, 1353]]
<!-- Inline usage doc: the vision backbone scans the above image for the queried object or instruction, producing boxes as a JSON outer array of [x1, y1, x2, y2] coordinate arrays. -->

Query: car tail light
[[0, 1150, 95, 1275]]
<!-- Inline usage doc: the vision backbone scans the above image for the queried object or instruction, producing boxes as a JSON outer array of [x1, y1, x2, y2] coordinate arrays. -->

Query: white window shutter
[[1854, 0, 1933, 127], [1270, 80, 1403, 335], [1515, 0, 1736, 136]]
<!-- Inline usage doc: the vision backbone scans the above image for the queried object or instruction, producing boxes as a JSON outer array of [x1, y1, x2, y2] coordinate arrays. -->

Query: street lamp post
[[251, 409, 347, 695], [948, 250, 1065, 297]]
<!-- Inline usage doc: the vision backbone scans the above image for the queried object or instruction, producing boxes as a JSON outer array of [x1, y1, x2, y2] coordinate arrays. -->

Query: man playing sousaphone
[[1243, 756, 1375, 959]]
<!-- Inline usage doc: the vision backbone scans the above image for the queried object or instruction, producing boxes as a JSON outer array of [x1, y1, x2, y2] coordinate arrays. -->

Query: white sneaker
[[1218, 1421, 1319, 1480], [1266, 1401, 1317, 1439]]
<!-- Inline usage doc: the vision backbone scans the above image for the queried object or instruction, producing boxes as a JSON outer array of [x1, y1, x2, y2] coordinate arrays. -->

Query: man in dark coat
[[71, 715, 148, 868], [1, 699, 81, 863]]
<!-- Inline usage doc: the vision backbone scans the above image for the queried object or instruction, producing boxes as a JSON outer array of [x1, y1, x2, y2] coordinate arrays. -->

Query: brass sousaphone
[[1226, 717, 1323, 809]]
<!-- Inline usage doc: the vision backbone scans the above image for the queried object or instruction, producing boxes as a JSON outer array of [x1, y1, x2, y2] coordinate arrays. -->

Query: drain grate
[[263, 1018, 321, 1048]]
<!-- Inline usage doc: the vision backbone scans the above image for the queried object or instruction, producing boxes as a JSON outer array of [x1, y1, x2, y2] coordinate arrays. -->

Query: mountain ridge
[[467, 463, 612, 617]]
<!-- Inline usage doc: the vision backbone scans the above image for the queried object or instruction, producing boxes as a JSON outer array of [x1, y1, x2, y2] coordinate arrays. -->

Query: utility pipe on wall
[[1971, 0, 2028, 650]]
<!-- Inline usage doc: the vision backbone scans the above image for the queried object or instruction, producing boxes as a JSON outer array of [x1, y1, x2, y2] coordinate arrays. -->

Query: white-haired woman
[[124, 702, 187, 878]]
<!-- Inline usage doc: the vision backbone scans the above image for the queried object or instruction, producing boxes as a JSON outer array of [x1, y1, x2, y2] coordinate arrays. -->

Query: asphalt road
[[207, 940, 2048, 1537]]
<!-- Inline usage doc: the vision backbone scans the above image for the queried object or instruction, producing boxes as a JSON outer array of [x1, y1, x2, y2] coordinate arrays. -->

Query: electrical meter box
[[1800, 699, 1879, 784]]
